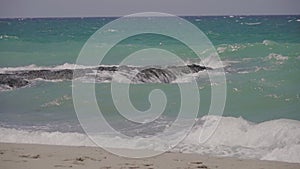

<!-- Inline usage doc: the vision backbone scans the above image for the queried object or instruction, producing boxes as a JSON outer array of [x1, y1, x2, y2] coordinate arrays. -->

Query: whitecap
[[106, 29, 118, 33], [262, 40, 277, 46], [216, 47, 227, 53], [0, 35, 19, 40], [0, 127, 94, 146], [244, 22, 261, 26], [0, 63, 99, 73], [40, 95, 72, 108], [266, 53, 288, 61]]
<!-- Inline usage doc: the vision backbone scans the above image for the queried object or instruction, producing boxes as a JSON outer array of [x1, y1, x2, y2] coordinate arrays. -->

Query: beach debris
[[19, 154, 40, 159]]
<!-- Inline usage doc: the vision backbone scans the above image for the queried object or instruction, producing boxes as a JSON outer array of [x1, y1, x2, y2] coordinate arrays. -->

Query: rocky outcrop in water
[[0, 64, 212, 90], [0, 74, 29, 88], [133, 68, 176, 83], [19, 69, 75, 80]]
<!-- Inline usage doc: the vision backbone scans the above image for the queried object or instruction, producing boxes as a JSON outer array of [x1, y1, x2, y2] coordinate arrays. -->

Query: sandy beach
[[0, 143, 299, 169]]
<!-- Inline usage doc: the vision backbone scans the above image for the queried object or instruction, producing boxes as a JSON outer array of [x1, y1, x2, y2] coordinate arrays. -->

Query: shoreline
[[1, 143, 299, 169]]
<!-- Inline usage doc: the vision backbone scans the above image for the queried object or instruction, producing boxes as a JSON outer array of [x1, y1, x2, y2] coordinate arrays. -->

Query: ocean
[[0, 15, 300, 162]]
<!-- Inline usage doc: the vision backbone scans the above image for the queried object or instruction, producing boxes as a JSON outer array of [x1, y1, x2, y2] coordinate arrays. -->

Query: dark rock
[[0, 74, 29, 88], [133, 68, 176, 83], [97, 66, 118, 71], [187, 64, 211, 73], [20, 69, 74, 80]]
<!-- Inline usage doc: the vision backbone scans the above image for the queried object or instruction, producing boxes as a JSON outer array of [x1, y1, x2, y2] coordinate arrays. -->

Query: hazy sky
[[0, 0, 299, 18]]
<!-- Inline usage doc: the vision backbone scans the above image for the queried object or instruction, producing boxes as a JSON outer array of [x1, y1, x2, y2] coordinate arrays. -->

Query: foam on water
[[181, 116, 300, 163], [0, 34, 19, 40], [0, 127, 94, 146], [262, 40, 278, 46], [266, 53, 288, 61], [1, 116, 299, 163], [40, 95, 72, 108], [0, 63, 98, 73], [243, 22, 261, 26], [0, 84, 12, 92], [265, 53, 289, 65]]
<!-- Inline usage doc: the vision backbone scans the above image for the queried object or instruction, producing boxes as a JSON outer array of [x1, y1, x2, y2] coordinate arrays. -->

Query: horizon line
[[0, 13, 299, 19]]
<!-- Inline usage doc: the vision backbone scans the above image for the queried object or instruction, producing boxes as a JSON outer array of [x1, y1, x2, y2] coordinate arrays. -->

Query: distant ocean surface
[[0, 15, 300, 163]]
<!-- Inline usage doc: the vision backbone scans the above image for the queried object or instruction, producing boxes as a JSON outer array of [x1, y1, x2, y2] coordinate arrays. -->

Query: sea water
[[0, 16, 300, 163]]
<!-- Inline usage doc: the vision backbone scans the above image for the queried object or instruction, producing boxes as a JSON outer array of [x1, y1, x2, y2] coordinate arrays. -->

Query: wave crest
[[1, 116, 300, 163]]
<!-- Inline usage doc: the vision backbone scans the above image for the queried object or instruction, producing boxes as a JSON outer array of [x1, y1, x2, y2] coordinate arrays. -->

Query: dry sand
[[0, 143, 299, 169]]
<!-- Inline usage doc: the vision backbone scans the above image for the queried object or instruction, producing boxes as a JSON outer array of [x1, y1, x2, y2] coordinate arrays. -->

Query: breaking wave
[[1, 116, 299, 163]]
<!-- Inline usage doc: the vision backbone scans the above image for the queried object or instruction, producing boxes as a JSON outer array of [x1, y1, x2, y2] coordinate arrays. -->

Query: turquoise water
[[0, 15, 300, 162]]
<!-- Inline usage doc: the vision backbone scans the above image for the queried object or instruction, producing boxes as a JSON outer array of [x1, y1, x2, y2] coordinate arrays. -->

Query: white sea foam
[[0, 127, 94, 146], [177, 116, 300, 163], [262, 40, 277, 46], [244, 22, 261, 26], [0, 84, 13, 92], [266, 53, 288, 65], [266, 53, 288, 61], [0, 34, 19, 40], [0, 63, 99, 73], [106, 29, 118, 33], [200, 54, 226, 69], [41, 95, 72, 108], [216, 47, 227, 53], [1, 116, 299, 163], [216, 44, 246, 53]]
